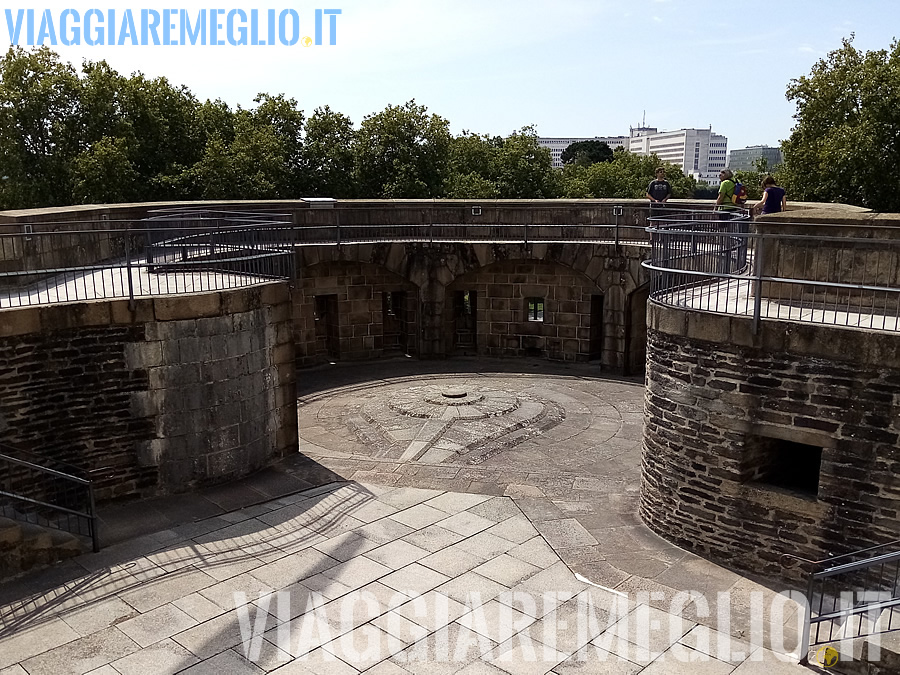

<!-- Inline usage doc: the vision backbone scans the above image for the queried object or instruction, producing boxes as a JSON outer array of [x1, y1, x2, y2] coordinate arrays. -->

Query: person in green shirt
[[715, 169, 740, 217]]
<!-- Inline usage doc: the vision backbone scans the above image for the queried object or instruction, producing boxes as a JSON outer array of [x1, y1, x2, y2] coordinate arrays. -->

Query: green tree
[[301, 106, 356, 197], [560, 140, 614, 166], [71, 136, 139, 204], [692, 181, 719, 200], [781, 36, 900, 210], [492, 127, 559, 198], [353, 100, 452, 198], [0, 47, 82, 209], [560, 149, 695, 199], [114, 73, 204, 200], [446, 127, 558, 199], [444, 171, 500, 199]]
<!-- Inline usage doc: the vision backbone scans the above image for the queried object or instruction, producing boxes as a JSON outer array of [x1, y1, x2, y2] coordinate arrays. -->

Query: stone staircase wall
[[0, 516, 85, 579]]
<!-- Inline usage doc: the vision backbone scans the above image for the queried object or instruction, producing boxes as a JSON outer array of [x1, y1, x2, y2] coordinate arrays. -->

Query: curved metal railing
[[644, 210, 900, 333], [0, 204, 673, 308], [0, 210, 297, 308]]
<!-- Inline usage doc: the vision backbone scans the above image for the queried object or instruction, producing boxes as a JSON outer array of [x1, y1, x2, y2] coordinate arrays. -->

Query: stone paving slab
[[0, 361, 849, 672], [0, 481, 822, 673]]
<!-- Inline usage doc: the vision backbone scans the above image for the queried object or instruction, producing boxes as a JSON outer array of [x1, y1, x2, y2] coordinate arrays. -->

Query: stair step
[[18, 522, 53, 550], [0, 517, 23, 547], [48, 529, 85, 555]]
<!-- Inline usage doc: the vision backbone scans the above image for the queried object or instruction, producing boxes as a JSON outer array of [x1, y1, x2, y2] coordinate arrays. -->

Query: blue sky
[[8, 0, 899, 151]]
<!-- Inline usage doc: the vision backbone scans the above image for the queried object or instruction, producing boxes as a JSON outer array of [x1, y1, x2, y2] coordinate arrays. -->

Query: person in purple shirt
[[755, 176, 786, 215]]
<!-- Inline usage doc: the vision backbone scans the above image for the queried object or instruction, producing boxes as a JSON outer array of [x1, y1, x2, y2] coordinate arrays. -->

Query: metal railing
[[0, 215, 296, 309], [0, 203, 738, 309], [292, 203, 716, 247], [0, 443, 100, 552], [645, 211, 900, 333], [784, 542, 900, 663]]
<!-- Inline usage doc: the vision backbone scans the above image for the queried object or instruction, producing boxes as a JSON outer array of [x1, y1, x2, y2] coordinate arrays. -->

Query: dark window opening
[[384, 290, 404, 317], [743, 435, 823, 497], [314, 295, 329, 321], [458, 290, 474, 316], [452, 290, 478, 351], [526, 298, 545, 322]]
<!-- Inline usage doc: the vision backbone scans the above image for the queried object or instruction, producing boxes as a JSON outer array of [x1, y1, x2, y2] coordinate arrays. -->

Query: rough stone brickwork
[[296, 241, 648, 372], [0, 322, 156, 501], [293, 260, 418, 366], [641, 305, 900, 581], [0, 285, 297, 502], [444, 259, 604, 362]]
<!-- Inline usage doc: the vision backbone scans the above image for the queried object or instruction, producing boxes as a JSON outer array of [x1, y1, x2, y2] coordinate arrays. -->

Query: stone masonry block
[[272, 342, 294, 366], [154, 293, 221, 321], [0, 307, 40, 337], [685, 311, 730, 344], [109, 299, 154, 325], [222, 288, 254, 314], [129, 390, 158, 418], [124, 341, 163, 369]]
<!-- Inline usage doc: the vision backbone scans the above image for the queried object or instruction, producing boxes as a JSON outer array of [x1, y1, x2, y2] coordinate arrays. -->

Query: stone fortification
[[0, 285, 296, 502], [641, 304, 900, 580]]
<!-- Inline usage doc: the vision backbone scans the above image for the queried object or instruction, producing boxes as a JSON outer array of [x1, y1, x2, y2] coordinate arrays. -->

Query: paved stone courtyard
[[0, 360, 827, 673]]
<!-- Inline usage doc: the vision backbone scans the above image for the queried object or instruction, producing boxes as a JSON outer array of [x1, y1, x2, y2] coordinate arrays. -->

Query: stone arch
[[443, 258, 607, 364], [294, 259, 420, 366]]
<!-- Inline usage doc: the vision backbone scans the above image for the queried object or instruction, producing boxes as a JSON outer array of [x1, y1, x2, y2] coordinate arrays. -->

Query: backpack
[[731, 181, 748, 206]]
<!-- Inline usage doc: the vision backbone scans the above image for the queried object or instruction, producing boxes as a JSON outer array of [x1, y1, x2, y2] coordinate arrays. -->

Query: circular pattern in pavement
[[297, 371, 646, 474]]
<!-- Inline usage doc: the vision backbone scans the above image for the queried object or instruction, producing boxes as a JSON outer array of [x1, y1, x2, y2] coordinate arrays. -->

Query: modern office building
[[727, 145, 783, 172], [627, 127, 727, 184], [540, 126, 728, 184], [537, 136, 628, 168]]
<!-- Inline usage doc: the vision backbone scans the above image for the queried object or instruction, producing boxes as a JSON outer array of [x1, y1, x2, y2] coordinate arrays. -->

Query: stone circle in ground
[[297, 374, 644, 472]]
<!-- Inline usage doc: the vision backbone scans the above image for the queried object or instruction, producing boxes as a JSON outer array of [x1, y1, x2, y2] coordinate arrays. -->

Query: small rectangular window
[[742, 435, 823, 497], [526, 298, 545, 322]]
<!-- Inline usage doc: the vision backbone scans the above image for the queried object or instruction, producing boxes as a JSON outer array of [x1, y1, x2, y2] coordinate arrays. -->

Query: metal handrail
[[0, 445, 99, 552], [796, 543, 900, 664], [644, 211, 900, 334]]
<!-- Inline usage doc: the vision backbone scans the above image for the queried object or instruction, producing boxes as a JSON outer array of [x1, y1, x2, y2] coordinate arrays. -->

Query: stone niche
[[444, 259, 607, 362], [641, 303, 900, 581], [0, 284, 297, 502]]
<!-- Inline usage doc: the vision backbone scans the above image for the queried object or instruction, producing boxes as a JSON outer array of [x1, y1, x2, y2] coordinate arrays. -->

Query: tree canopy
[[560, 149, 695, 199], [12, 45, 867, 210], [780, 36, 900, 211], [560, 140, 614, 166]]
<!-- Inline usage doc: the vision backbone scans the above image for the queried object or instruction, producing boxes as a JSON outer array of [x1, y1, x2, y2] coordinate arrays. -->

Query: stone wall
[[0, 285, 296, 502], [641, 304, 900, 580], [444, 259, 606, 362], [296, 240, 649, 371], [293, 260, 419, 366]]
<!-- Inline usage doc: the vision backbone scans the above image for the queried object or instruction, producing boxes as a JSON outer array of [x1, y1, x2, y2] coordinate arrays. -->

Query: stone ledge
[[649, 301, 900, 370]]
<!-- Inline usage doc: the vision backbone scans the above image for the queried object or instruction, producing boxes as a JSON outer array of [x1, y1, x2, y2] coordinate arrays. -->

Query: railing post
[[88, 482, 100, 553], [335, 210, 341, 246], [124, 226, 135, 312], [613, 205, 623, 249], [753, 231, 765, 335]]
